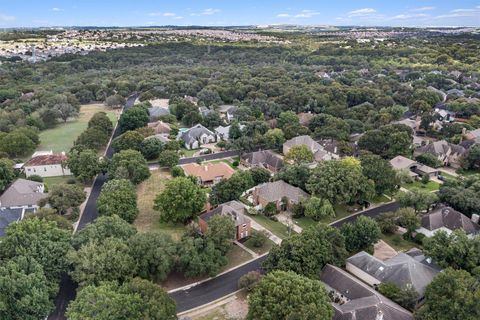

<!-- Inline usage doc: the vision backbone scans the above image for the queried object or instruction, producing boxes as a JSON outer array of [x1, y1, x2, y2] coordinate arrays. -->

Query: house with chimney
[[198, 200, 251, 240], [413, 140, 466, 169], [416, 205, 480, 238]]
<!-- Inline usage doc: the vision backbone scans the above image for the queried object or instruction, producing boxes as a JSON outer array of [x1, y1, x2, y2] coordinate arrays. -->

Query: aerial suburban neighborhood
[[0, 1, 480, 320]]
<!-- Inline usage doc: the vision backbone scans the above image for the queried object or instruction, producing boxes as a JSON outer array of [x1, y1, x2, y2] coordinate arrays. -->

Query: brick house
[[252, 180, 309, 211], [198, 200, 251, 240], [240, 150, 283, 173]]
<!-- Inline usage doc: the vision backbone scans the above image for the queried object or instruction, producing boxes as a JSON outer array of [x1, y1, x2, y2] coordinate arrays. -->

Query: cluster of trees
[[74, 112, 113, 151], [0, 126, 40, 157], [438, 175, 480, 217]]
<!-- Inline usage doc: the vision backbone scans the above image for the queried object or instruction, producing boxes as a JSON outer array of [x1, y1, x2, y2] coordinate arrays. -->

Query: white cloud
[[348, 8, 376, 17], [149, 12, 178, 17], [435, 7, 480, 19], [277, 13, 291, 18], [451, 8, 476, 13], [51, 8, 63, 12], [411, 6, 435, 12], [277, 10, 319, 19], [0, 13, 15, 23], [392, 13, 428, 20], [190, 8, 221, 16]]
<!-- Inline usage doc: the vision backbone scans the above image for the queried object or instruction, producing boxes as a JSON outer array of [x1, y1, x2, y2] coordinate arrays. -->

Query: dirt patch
[[187, 291, 249, 320]]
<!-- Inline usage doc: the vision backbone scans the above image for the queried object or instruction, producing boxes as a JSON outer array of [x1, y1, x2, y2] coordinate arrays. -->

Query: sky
[[1, 1, 480, 28]]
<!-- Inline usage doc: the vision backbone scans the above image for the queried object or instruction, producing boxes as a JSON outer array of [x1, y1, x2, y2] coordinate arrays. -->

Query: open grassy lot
[[42, 175, 76, 186], [222, 244, 253, 271], [134, 169, 186, 240], [292, 204, 362, 230], [247, 214, 292, 239], [37, 104, 118, 153], [402, 180, 440, 192]]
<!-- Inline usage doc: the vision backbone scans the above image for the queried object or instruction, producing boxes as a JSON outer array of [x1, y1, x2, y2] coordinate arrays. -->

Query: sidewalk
[[234, 240, 258, 258], [249, 218, 282, 245]]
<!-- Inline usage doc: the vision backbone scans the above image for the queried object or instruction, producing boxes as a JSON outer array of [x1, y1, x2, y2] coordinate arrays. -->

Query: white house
[[177, 124, 216, 150], [24, 152, 71, 178]]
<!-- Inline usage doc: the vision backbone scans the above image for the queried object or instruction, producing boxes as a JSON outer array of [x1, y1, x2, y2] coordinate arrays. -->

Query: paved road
[[170, 201, 399, 313], [178, 150, 241, 165], [48, 93, 138, 320], [171, 256, 267, 313]]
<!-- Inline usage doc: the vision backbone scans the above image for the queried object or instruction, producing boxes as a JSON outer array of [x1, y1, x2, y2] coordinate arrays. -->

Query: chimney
[[472, 214, 479, 224], [376, 310, 384, 320]]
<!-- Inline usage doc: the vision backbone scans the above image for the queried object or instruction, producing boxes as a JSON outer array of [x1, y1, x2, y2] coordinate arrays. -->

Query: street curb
[[168, 252, 268, 294], [177, 289, 242, 317]]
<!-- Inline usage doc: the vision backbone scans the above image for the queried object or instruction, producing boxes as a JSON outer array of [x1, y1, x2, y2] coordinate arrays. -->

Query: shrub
[[27, 175, 43, 182], [413, 233, 426, 245], [238, 271, 262, 291], [249, 230, 268, 248], [263, 202, 277, 217], [66, 178, 77, 184], [232, 160, 239, 167], [171, 166, 185, 177]]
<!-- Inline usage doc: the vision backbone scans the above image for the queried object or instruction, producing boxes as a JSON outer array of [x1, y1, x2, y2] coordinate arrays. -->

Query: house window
[[242, 224, 247, 228]]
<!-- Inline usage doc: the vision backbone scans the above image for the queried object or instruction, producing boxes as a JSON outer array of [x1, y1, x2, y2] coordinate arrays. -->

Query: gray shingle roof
[[415, 140, 466, 157], [241, 150, 283, 170], [347, 251, 440, 295], [0, 207, 22, 237], [421, 206, 480, 235], [255, 180, 309, 203], [199, 200, 249, 227], [0, 179, 48, 208], [321, 264, 413, 320], [148, 106, 170, 118], [179, 124, 215, 145]]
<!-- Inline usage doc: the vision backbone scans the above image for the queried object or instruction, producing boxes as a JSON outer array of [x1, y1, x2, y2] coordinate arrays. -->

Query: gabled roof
[[199, 200, 249, 227], [181, 162, 235, 182], [0, 179, 48, 208], [283, 135, 339, 161], [0, 207, 23, 237], [255, 180, 309, 203], [25, 153, 67, 166], [179, 124, 215, 145], [321, 264, 413, 320], [347, 251, 440, 295], [241, 150, 283, 170], [148, 106, 170, 118], [415, 140, 466, 157], [421, 206, 480, 235], [147, 121, 171, 134]]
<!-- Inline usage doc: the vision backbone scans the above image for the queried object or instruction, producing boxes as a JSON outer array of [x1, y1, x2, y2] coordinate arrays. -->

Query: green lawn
[[293, 204, 362, 229], [243, 238, 275, 255], [221, 245, 253, 271], [43, 175, 76, 186], [371, 194, 391, 204], [247, 214, 292, 239], [456, 169, 479, 177], [37, 104, 117, 153], [380, 233, 418, 252], [180, 148, 197, 157], [205, 159, 238, 169], [293, 216, 317, 230], [402, 180, 440, 192]]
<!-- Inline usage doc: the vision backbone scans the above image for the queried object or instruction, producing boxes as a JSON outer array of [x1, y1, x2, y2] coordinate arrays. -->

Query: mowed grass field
[[134, 169, 186, 241], [37, 104, 118, 153]]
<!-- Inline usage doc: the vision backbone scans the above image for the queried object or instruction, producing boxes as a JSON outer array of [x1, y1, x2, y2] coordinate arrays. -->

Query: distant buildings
[[413, 140, 466, 169]]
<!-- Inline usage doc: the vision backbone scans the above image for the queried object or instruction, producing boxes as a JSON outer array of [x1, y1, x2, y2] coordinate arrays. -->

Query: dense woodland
[[1, 30, 480, 320]]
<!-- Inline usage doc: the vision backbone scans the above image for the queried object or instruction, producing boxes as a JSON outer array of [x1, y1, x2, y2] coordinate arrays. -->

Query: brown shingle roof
[[147, 121, 171, 135], [421, 206, 480, 235], [25, 154, 67, 166], [181, 162, 235, 183]]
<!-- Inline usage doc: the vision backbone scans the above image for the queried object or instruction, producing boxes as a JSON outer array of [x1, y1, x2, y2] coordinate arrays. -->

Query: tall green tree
[[205, 215, 236, 254], [68, 238, 137, 287], [176, 236, 226, 278], [72, 215, 137, 250], [112, 130, 144, 152], [263, 224, 347, 278], [0, 218, 72, 282], [284, 144, 314, 164], [128, 232, 176, 281], [88, 111, 113, 134], [67, 148, 101, 183], [209, 170, 254, 205], [97, 179, 139, 223], [154, 177, 207, 223], [0, 158, 15, 191], [360, 153, 399, 195], [109, 149, 151, 184], [118, 107, 149, 133], [247, 270, 333, 320], [416, 268, 480, 320], [0, 256, 57, 320], [340, 216, 381, 253], [45, 184, 86, 215]]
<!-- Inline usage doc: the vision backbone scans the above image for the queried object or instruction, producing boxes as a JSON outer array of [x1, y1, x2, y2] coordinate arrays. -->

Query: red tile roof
[[25, 154, 68, 166]]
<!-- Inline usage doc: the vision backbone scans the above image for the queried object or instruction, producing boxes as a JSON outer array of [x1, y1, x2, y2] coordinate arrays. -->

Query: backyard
[[247, 213, 292, 239], [402, 180, 440, 192], [36, 103, 118, 153], [380, 233, 419, 252], [134, 169, 186, 240]]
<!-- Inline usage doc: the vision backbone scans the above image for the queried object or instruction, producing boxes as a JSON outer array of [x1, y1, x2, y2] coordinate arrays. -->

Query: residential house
[[215, 124, 245, 141], [217, 105, 238, 122], [199, 106, 214, 117], [413, 140, 466, 169], [198, 200, 251, 240], [320, 264, 413, 320], [181, 162, 235, 186], [148, 106, 170, 121], [446, 88, 464, 98], [177, 124, 216, 149], [252, 180, 309, 210], [240, 150, 283, 173], [283, 135, 339, 162], [434, 108, 455, 123], [346, 250, 440, 296], [464, 128, 480, 142], [145, 134, 170, 144], [0, 179, 48, 210], [417, 205, 480, 238], [147, 121, 171, 135], [24, 152, 71, 178], [389, 155, 438, 178]]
